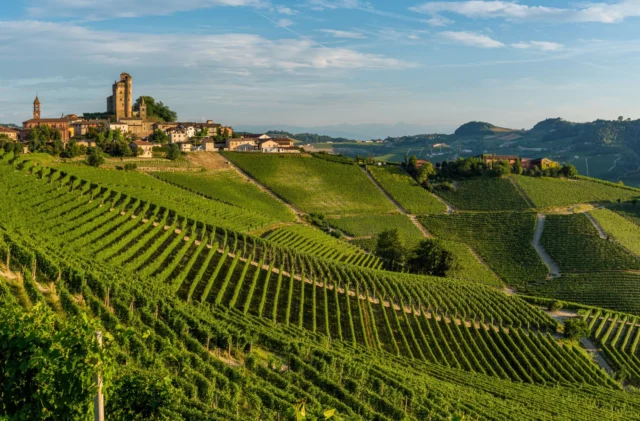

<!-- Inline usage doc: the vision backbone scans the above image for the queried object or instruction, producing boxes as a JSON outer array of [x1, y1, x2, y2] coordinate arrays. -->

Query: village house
[[108, 122, 129, 133], [0, 126, 19, 141], [130, 140, 155, 158], [477, 154, 559, 170]]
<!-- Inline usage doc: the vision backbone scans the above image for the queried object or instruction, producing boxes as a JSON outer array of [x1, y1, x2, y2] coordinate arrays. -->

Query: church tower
[[139, 96, 147, 120], [33, 95, 41, 120]]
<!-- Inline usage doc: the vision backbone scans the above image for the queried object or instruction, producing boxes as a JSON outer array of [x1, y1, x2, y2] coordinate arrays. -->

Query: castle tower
[[33, 95, 41, 120], [139, 96, 147, 120], [120, 73, 133, 118]]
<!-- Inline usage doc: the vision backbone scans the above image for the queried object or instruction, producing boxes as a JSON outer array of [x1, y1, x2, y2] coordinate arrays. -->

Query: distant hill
[[265, 130, 356, 144], [0, 123, 20, 130], [454, 121, 516, 136]]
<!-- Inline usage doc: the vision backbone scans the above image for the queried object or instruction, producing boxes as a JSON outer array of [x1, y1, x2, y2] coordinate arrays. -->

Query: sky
[[2, 0, 640, 136]]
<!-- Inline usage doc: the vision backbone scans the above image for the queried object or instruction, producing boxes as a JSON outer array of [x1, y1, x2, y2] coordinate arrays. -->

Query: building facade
[[22, 96, 72, 142], [0, 126, 19, 140]]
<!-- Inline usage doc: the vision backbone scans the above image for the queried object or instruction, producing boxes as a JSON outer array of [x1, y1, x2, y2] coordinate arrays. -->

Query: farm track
[[509, 176, 536, 209], [532, 214, 561, 277], [585, 212, 608, 240], [360, 166, 433, 238]]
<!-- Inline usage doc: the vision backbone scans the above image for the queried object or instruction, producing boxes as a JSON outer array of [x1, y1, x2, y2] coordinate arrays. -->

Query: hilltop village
[[0, 72, 298, 159]]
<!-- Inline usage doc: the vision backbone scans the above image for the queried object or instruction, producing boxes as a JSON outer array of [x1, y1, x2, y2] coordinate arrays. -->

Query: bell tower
[[139, 96, 147, 120], [33, 95, 41, 120]]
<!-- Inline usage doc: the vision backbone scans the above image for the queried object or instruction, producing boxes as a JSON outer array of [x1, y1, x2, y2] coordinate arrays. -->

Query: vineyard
[[540, 214, 640, 272], [590, 208, 640, 256], [436, 177, 531, 211], [583, 309, 640, 386], [152, 170, 295, 222], [222, 153, 397, 216], [264, 225, 382, 269], [513, 175, 639, 208], [366, 165, 446, 214], [4, 150, 640, 419], [420, 212, 548, 285]]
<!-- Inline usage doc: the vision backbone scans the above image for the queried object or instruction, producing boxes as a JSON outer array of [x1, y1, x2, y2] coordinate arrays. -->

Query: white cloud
[[438, 31, 504, 48], [512, 41, 563, 51], [276, 18, 294, 27], [27, 0, 269, 19], [424, 15, 453, 26], [0, 20, 412, 71], [320, 29, 366, 39], [410, 1, 640, 24], [276, 5, 295, 15]]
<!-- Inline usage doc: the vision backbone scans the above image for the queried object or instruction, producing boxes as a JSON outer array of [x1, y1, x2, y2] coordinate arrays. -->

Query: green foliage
[[149, 129, 169, 144], [0, 303, 108, 420], [376, 228, 405, 269], [135, 96, 177, 122], [327, 214, 425, 248], [87, 147, 105, 167], [454, 121, 504, 136], [166, 144, 181, 161], [406, 239, 457, 277], [564, 318, 590, 340], [590, 208, 640, 256], [106, 369, 180, 420]]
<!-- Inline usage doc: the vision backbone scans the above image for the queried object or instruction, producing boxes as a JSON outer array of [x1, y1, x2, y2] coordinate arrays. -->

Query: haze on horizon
[[2, 0, 640, 138]]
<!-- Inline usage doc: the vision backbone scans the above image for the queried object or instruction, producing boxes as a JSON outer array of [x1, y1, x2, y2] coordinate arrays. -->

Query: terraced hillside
[[4, 151, 640, 419], [437, 177, 531, 211]]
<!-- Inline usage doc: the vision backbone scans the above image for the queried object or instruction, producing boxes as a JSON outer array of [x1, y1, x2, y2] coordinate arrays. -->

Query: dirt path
[[186, 151, 232, 171], [544, 308, 614, 374], [532, 214, 561, 277], [432, 193, 455, 214], [585, 212, 608, 240], [509, 176, 536, 209], [360, 166, 432, 238], [223, 155, 304, 222]]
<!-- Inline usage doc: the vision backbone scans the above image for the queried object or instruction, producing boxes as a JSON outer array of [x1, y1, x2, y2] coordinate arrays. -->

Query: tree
[[376, 229, 405, 269], [416, 161, 435, 184], [512, 158, 523, 175], [564, 318, 590, 341], [135, 96, 177, 122], [106, 369, 180, 420], [548, 300, 564, 312], [561, 164, 578, 178], [492, 159, 511, 176], [406, 239, 457, 277], [166, 143, 181, 161], [149, 129, 169, 144], [87, 147, 105, 167], [0, 303, 109, 420]]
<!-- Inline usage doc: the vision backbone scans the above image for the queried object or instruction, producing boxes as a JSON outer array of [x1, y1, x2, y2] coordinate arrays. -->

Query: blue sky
[[2, 1, 640, 135]]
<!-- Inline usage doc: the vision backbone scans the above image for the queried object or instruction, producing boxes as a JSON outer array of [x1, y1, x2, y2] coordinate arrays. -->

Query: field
[[153, 170, 295, 222], [513, 175, 639, 208], [590, 208, 640, 256], [222, 153, 397, 216], [437, 177, 531, 211], [420, 212, 548, 285], [540, 214, 640, 272], [525, 272, 640, 315], [366, 165, 446, 214], [4, 152, 640, 420]]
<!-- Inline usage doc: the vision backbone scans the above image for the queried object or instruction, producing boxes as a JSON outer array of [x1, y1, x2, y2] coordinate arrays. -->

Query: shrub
[[564, 318, 590, 340]]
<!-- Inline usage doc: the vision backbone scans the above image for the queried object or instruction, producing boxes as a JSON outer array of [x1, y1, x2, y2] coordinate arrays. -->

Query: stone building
[[22, 96, 72, 142], [107, 73, 133, 121], [0, 126, 19, 140]]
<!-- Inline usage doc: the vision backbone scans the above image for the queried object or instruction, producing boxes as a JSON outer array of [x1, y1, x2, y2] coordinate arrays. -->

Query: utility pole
[[94, 331, 104, 421]]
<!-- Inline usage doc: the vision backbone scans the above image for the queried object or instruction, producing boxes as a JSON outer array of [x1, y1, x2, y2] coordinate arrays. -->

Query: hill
[[454, 121, 516, 136], [2, 150, 640, 419]]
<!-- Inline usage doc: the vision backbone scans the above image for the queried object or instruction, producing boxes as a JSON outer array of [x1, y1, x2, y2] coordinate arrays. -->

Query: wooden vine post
[[94, 331, 104, 421]]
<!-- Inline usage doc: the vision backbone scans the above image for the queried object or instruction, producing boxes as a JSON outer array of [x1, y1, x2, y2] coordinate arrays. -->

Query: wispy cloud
[[410, 1, 640, 24], [439, 31, 504, 48], [275, 5, 296, 15], [512, 41, 563, 51], [0, 20, 413, 71], [27, 0, 270, 19], [276, 18, 294, 27], [320, 29, 366, 39]]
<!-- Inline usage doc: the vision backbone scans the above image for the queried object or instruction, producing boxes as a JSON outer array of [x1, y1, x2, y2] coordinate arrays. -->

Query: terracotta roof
[[23, 118, 70, 124], [0, 126, 19, 133]]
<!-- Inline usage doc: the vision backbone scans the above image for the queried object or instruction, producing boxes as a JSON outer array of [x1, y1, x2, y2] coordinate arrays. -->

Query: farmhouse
[[477, 154, 558, 170], [130, 140, 155, 158], [0, 126, 19, 140]]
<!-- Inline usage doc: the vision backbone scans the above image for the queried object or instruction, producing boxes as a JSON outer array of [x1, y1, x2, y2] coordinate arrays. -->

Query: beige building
[[130, 140, 155, 158], [108, 122, 129, 133], [119, 118, 154, 138], [0, 126, 19, 140], [226, 138, 256, 151], [72, 120, 107, 136]]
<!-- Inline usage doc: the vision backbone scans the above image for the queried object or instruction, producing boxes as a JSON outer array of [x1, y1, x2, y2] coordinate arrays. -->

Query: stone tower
[[106, 72, 133, 120], [33, 95, 41, 120], [139, 96, 147, 120]]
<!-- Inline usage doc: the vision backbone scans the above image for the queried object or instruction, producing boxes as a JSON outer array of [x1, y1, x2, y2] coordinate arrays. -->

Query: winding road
[[532, 214, 561, 277]]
